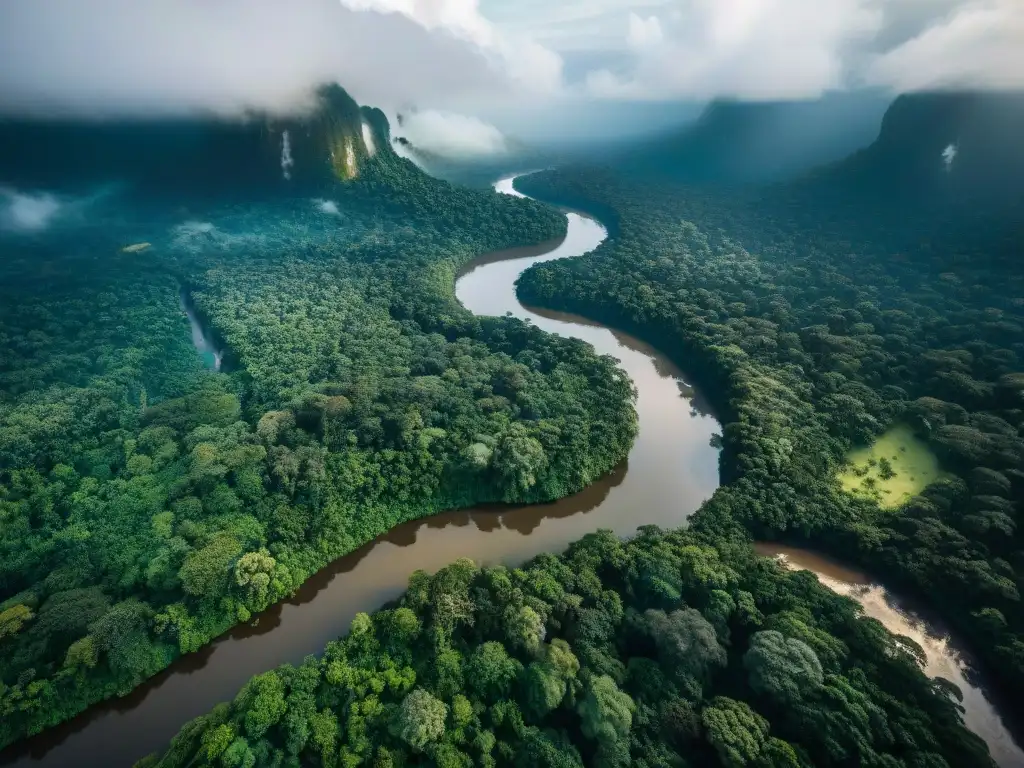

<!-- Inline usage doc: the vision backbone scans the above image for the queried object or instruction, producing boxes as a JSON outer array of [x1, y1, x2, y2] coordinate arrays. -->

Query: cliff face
[[271, 84, 374, 182], [820, 91, 1024, 206], [0, 83, 389, 197]]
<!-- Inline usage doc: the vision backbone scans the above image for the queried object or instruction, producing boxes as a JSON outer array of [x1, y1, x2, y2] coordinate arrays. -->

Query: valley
[[1, 71, 1022, 768]]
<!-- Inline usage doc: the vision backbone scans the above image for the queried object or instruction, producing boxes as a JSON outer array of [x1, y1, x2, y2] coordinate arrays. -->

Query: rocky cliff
[[0, 83, 390, 198]]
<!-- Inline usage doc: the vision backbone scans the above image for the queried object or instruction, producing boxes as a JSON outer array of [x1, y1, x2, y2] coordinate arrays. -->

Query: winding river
[[3, 177, 1020, 767]]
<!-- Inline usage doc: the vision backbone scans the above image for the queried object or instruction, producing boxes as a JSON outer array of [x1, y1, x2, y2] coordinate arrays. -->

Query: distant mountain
[[808, 90, 1024, 208], [614, 91, 889, 184], [744, 90, 1024, 273], [0, 84, 388, 198]]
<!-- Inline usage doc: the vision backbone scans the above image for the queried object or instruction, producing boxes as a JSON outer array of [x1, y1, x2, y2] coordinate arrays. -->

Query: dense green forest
[[140, 94, 1021, 768], [4, 83, 1022, 766], [140, 526, 992, 768], [513, 150, 1024, 707], [0, 111, 636, 748]]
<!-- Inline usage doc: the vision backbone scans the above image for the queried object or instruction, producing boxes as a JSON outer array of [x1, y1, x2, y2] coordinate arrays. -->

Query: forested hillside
[[141, 527, 992, 768], [513, 91, 1024, 707], [0, 84, 376, 195], [0, 94, 637, 748]]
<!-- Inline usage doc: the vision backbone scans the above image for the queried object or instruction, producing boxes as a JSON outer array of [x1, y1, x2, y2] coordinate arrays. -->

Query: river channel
[[3, 177, 1018, 767], [754, 544, 1024, 767]]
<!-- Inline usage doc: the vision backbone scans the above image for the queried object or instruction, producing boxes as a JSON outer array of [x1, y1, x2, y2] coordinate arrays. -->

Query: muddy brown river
[[755, 544, 1024, 767], [2, 177, 1018, 767]]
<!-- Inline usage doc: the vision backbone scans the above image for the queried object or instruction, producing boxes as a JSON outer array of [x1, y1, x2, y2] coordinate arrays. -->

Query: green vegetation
[[4, 88, 1023, 765], [0, 122, 637, 748], [513, 161, 1024, 715], [141, 527, 992, 768], [838, 425, 942, 507]]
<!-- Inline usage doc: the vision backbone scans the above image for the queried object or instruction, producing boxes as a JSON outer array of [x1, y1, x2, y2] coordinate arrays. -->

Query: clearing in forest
[[838, 424, 941, 508]]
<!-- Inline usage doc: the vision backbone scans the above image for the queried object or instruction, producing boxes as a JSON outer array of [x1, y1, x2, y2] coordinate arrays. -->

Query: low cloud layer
[[397, 111, 509, 157], [0, 0, 520, 117], [588, 0, 883, 100], [584, 0, 1024, 101], [0, 187, 63, 233], [866, 2, 1024, 92], [0, 1, 1020, 147], [314, 198, 342, 216]]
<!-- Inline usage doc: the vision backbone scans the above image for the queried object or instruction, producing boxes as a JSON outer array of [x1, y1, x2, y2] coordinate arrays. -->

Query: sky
[[0, 1, 1022, 152]]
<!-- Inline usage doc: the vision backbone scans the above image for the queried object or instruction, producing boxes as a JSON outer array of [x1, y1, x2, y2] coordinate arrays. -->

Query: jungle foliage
[[0, 126, 637, 748], [140, 527, 993, 768], [513, 158, 1024, 710]]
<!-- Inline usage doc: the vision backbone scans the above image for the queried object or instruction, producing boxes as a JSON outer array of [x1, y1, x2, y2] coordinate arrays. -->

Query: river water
[[755, 543, 1024, 767], [1, 177, 720, 767]]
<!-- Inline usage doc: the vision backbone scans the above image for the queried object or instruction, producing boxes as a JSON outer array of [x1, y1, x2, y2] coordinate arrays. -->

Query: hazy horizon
[[1, 1, 1022, 157]]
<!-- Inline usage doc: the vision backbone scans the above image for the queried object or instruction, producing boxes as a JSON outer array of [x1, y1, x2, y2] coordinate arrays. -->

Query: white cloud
[[588, 0, 884, 100], [396, 110, 508, 157], [314, 198, 342, 215], [942, 143, 958, 171], [341, 0, 564, 95], [343, 0, 496, 43], [866, 2, 1024, 91], [0, 0, 1021, 140], [0, 0, 539, 118], [627, 14, 664, 49], [0, 187, 62, 232], [481, 0, 676, 52], [578, 1, 1024, 102]]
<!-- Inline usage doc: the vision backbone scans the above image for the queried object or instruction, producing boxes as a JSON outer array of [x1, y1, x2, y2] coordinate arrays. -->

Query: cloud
[[480, 0, 677, 53], [942, 143, 958, 171], [587, 0, 884, 100], [171, 220, 262, 253], [0, 187, 62, 232], [314, 199, 342, 215], [342, 0, 563, 94], [627, 14, 664, 49], [578, 1, 1024, 102], [0, 0, 550, 118], [0, 0, 1021, 146], [865, 2, 1024, 91], [396, 110, 508, 157]]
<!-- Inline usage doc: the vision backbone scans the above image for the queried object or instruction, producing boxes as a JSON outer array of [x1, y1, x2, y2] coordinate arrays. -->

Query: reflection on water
[[2, 177, 720, 768], [755, 544, 1024, 768]]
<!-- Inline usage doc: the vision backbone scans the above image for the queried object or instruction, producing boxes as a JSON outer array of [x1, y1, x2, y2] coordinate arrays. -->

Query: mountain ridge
[[0, 84, 386, 198], [612, 91, 889, 184], [811, 90, 1024, 207]]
